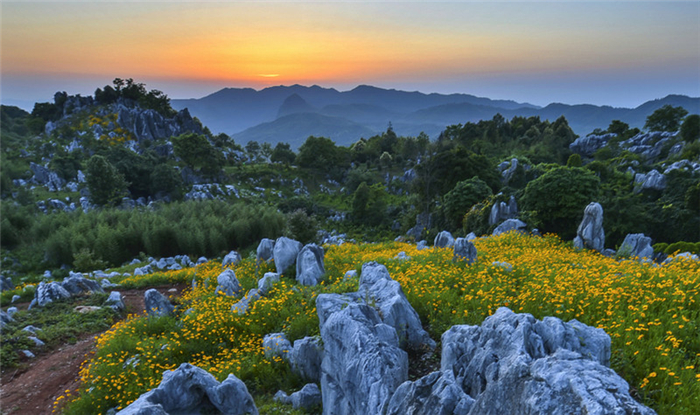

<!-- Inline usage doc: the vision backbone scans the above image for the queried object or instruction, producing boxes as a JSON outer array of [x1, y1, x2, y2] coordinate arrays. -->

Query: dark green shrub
[[653, 243, 669, 253], [665, 242, 700, 255], [287, 209, 318, 244], [442, 177, 493, 231]]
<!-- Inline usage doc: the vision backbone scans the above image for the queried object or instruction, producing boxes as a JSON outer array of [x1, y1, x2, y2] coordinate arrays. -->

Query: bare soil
[[0, 284, 187, 415]]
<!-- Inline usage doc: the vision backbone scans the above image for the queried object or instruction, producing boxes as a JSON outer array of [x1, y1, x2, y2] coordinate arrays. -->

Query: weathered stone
[[144, 289, 174, 317], [1, 275, 15, 292], [231, 289, 261, 315], [30, 162, 65, 191], [636, 169, 667, 192], [440, 307, 654, 415], [257, 272, 280, 296], [222, 250, 242, 267], [291, 383, 322, 411], [491, 261, 513, 272], [416, 240, 428, 251], [28, 336, 46, 347], [11, 295, 21, 303], [296, 244, 325, 286], [0, 310, 14, 328], [569, 133, 616, 157], [74, 306, 102, 314], [105, 291, 125, 312], [256, 238, 275, 263], [290, 336, 323, 382], [34, 281, 71, 307], [6, 306, 18, 317], [434, 231, 455, 249], [453, 238, 477, 265], [61, 276, 104, 296], [273, 237, 303, 274], [619, 233, 654, 260], [386, 370, 474, 415], [263, 332, 292, 361], [116, 363, 258, 415], [573, 202, 605, 252], [320, 303, 408, 415], [492, 219, 527, 236], [215, 269, 242, 297]]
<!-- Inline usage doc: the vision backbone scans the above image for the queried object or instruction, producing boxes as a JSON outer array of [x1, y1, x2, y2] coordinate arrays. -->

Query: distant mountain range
[[171, 85, 700, 148]]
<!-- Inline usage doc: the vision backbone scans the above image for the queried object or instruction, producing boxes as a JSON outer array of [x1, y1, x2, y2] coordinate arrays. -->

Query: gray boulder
[[453, 238, 477, 265], [416, 240, 428, 251], [273, 237, 303, 274], [291, 383, 322, 411], [573, 202, 605, 252], [105, 291, 125, 312], [34, 281, 71, 307], [61, 276, 105, 296], [440, 307, 655, 415], [231, 289, 261, 315], [215, 269, 242, 297], [296, 244, 325, 286], [0, 310, 14, 328], [262, 332, 292, 361], [257, 272, 280, 296], [488, 197, 518, 226], [1, 275, 15, 291], [30, 162, 65, 191], [569, 133, 615, 157], [290, 336, 324, 382], [619, 233, 654, 260], [434, 231, 455, 249], [256, 238, 275, 263], [116, 363, 258, 415], [222, 250, 242, 267], [386, 370, 474, 415], [492, 219, 527, 236], [635, 169, 667, 192], [320, 303, 408, 415], [7, 306, 18, 317], [144, 289, 174, 317]]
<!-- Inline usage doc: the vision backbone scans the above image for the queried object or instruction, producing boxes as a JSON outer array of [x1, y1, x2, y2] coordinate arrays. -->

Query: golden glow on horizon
[[1, 1, 698, 99]]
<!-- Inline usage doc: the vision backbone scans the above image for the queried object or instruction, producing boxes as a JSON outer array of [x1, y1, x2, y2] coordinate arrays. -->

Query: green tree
[[521, 166, 600, 239], [442, 177, 493, 231], [296, 136, 349, 174], [86, 155, 128, 206], [270, 142, 296, 165], [566, 153, 582, 167], [172, 133, 223, 178], [245, 141, 261, 162], [150, 164, 182, 199], [644, 105, 689, 132], [352, 182, 387, 227], [680, 114, 700, 144]]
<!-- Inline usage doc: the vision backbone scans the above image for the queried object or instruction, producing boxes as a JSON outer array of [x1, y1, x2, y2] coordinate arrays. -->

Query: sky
[[1, 1, 698, 111]]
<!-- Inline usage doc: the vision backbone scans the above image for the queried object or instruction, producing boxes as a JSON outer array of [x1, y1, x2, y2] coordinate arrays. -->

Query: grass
[[1, 293, 116, 371], [58, 232, 699, 414]]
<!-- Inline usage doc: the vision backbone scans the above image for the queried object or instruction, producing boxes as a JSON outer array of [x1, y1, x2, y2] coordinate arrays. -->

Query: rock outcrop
[[573, 202, 605, 251], [437, 307, 655, 415], [386, 370, 474, 415], [634, 169, 667, 192], [32, 281, 71, 308], [116, 363, 258, 415], [144, 289, 174, 317], [222, 250, 242, 267], [215, 269, 242, 297], [320, 303, 408, 415], [453, 238, 477, 265], [492, 219, 527, 236], [434, 231, 455, 249], [296, 244, 325, 286], [289, 336, 323, 382], [256, 238, 275, 263], [60, 275, 104, 296], [569, 133, 616, 157], [619, 233, 654, 260], [273, 237, 303, 274]]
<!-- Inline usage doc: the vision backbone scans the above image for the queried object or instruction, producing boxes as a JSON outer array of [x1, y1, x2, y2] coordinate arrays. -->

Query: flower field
[[60, 232, 699, 414]]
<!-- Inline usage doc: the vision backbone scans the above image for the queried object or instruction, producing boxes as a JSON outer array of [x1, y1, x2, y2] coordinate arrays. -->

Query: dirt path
[[0, 285, 186, 415]]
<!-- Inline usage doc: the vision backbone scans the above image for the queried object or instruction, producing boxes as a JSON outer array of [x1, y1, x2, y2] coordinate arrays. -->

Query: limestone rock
[[144, 289, 174, 317], [215, 269, 242, 297], [257, 272, 280, 296], [34, 281, 71, 307], [231, 289, 261, 315], [453, 238, 477, 265], [492, 219, 527, 236], [296, 244, 325, 286], [273, 237, 303, 274], [434, 231, 455, 249], [416, 240, 428, 251], [619, 233, 654, 260], [263, 332, 292, 361], [440, 307, 655, 415], [291, 383, 322, 411], [256, 238, 275, 263], [569, 133, 616, 157], [222, 250, 242, 267], [573, 202, 605, 252], [290, 336, 324, 382], [386, 370, 474, 415], [320, 303, 408, 415], [116, 363, 258, 415], [61, 276, 105, 296], [105, 291, 125, 312]]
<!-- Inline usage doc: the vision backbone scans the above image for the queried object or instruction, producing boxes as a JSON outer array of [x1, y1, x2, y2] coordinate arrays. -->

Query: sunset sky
[[1, 1, 698, 110]]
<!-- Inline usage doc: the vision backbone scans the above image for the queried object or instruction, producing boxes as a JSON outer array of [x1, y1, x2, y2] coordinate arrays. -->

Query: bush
[[665, 241, 700, 255], [286, 209, 318, 244], [521, 167, 600, 240], [442, 177, 493, 231]]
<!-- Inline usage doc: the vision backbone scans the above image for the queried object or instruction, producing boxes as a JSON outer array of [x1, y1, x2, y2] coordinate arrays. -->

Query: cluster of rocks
[[118, 251, 655, 415], [488, 195, 518, 226], [634, 169, 667, 192], [115, 105, 203, 144], [184, 183, 240, 201], [133, 255, 197, 276], [570, 130, 682, 162], [497, 158, 529, 184], [569, 133, 617, 157]]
